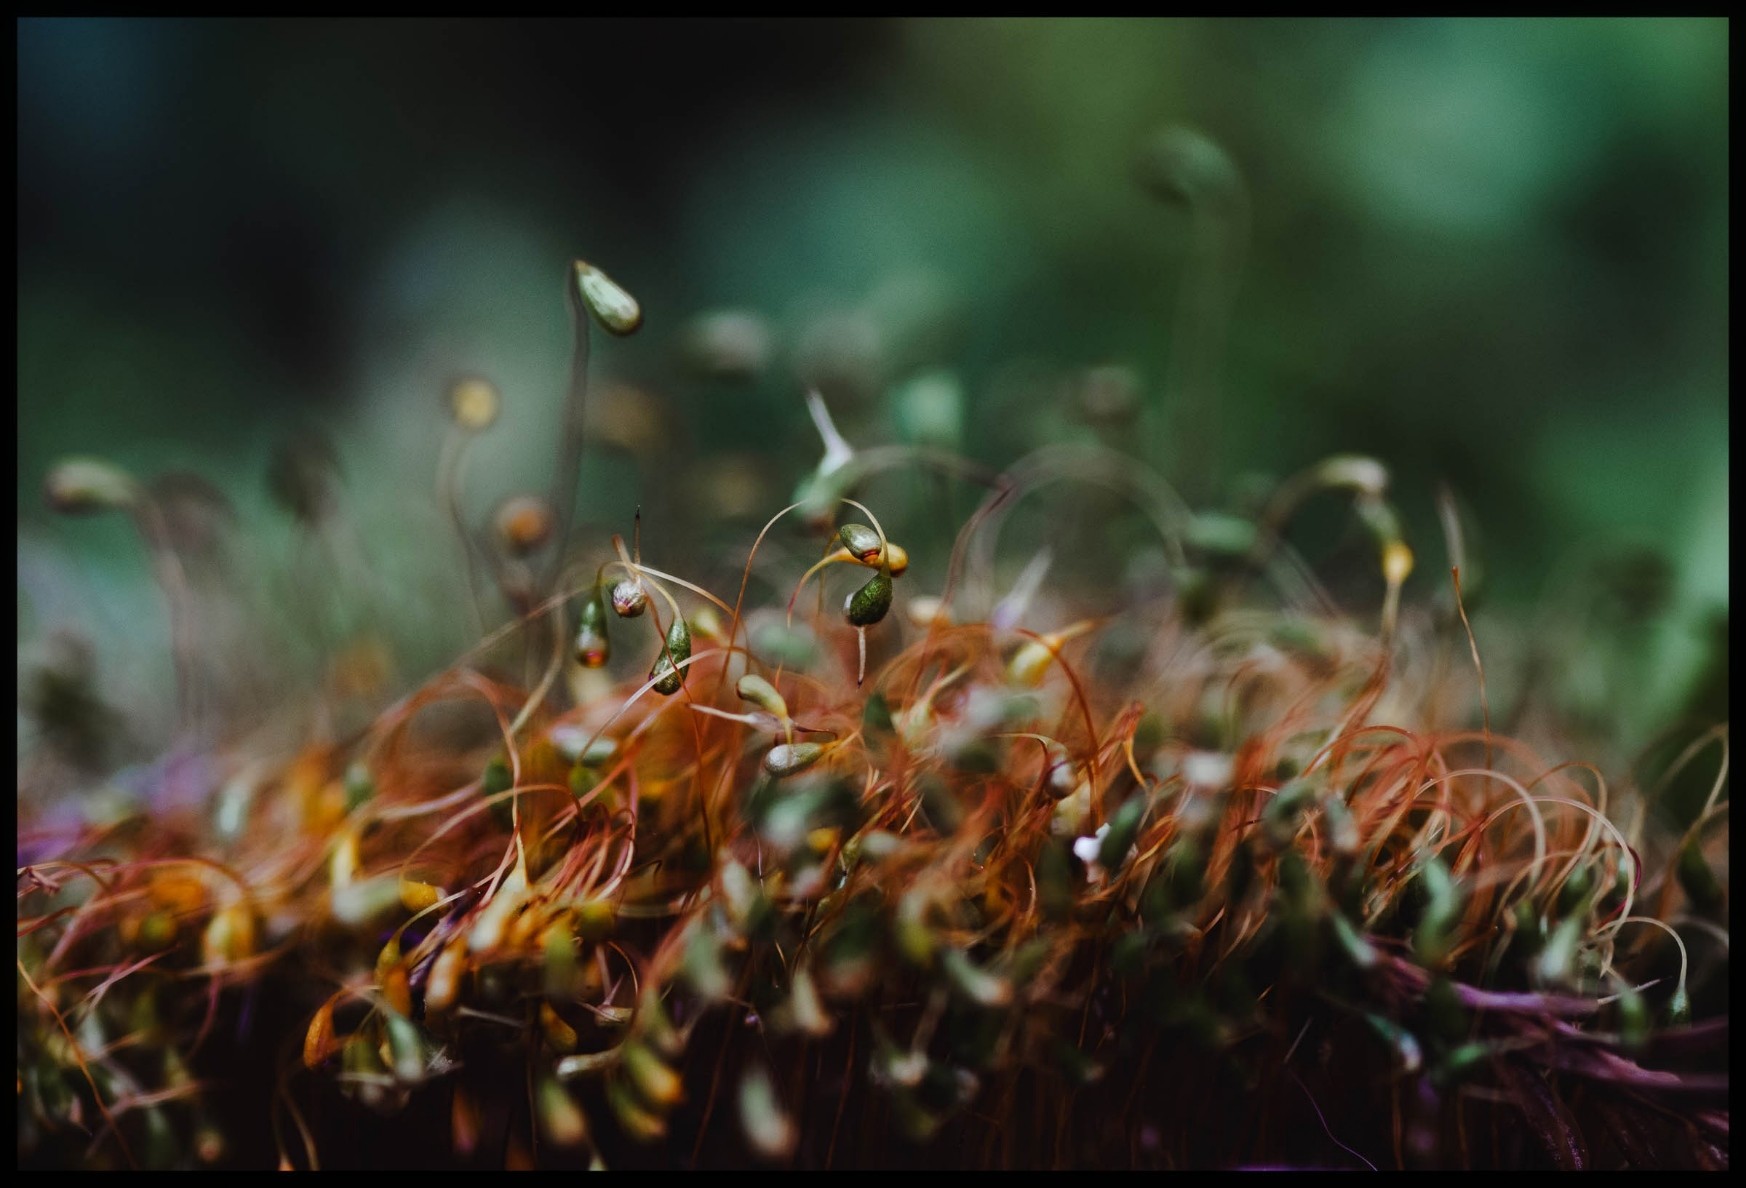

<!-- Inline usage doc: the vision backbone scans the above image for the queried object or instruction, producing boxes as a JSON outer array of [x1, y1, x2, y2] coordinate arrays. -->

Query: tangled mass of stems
[[18, 255, 1728, 1171]]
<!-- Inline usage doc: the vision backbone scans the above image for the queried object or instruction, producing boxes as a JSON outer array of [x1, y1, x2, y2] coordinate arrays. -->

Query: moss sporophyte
[[20, 218, 1726, 1167]]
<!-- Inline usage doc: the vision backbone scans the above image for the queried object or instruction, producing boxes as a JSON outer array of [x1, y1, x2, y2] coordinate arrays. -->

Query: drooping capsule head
[[836, 523, 908, 575], [575, 589, 611, 668], [736, 673, 789, 721], [495, 494, 556, 557], [45, 457, 140, 516], [1005, 639, 1054, 688], [844, 570, 893, 628], [609, 577, 649, 618], [763, 742, 824, 778], [447, 376, 501, 432], [650, 616, 692, 695], [573, 260, 643, 336], [837, 523, 883, 564]]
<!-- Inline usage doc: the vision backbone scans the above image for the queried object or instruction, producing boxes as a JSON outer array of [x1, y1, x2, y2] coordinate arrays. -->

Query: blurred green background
[[17, 18, 1728, 763]]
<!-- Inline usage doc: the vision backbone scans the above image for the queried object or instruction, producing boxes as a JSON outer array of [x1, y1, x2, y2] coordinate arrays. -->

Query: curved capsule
[[844, 571, 893, 627], [764, 742, 825, 778], [837, 523, 883, 563], [650, 616, 692, 695], [573, 260, 643, 336], [736, 673, 789, 721]]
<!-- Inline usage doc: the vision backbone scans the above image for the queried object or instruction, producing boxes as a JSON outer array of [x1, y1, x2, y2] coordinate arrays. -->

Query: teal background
[[17, 19, 1728, 766]]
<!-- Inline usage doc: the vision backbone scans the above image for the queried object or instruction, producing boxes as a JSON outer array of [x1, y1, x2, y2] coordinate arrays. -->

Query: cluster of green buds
[[574, 555, 695, 698], [789, 516, 910, 686]]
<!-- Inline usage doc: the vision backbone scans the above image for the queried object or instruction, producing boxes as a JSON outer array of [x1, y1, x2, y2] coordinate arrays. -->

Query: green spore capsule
[[845, 570, 894, 627], [649, 616, 692, 695], [573, 260, 643, 336], [575, 588, 612, 668], [837, 522, 884, 564], [763, 742, 824, 778]]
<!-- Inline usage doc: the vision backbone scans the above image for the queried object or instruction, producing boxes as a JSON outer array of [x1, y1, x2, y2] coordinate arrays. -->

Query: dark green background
[[18, 18, 1728, 760]]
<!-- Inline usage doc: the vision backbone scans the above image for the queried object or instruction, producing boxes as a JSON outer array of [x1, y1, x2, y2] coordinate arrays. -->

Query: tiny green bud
[[845, 570, 893, 627], [573, 260, 643, 336], [1665, 983, 1691, 1027], [736, 673, 788, 720], [649, 616, 692, 695]]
